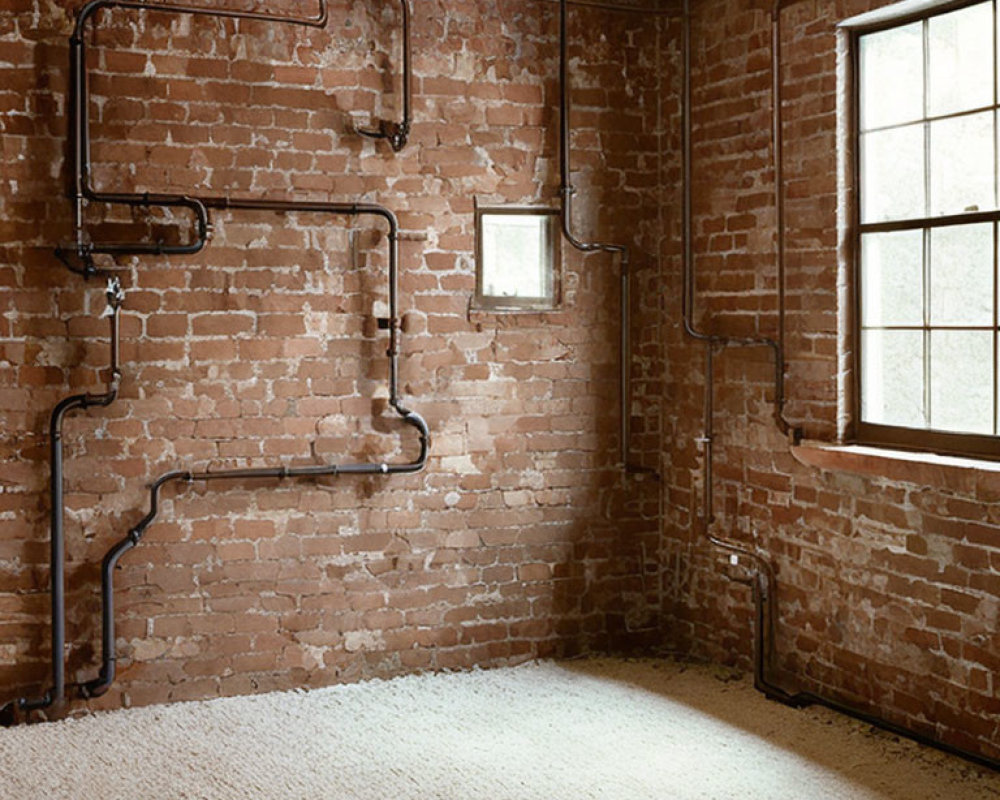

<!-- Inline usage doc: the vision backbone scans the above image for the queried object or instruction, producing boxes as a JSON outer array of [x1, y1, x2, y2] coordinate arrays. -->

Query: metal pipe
[[680, 0, 800, 441], [68, 0, 416, 270], [683, 0, 1000, 769], [772, 2, 789, 435], [78, 203, 428, 699], [700, 344, 714, 525], [557, 0, 673, 14], [0, 280, 124, 724], [69, 5, 224, 273], [728, 544, 1000, 770], [72, 0, 328, 39], [558, 0, 656, 476], [358, 0, 412, 152]]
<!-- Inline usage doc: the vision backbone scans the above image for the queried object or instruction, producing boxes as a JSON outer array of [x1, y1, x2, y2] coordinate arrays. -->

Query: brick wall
[[0, 0, 664, 712], [664, 0, 1000, 761], [3, 0, 997, 764]]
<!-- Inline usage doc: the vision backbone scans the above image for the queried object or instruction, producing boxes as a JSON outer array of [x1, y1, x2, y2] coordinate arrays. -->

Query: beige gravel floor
[[0, 657, 997, 799]]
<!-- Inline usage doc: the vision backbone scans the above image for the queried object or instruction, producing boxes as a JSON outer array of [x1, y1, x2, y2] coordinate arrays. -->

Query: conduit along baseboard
[[679, 0, 1000, 771], [1, 0, 425, 724]]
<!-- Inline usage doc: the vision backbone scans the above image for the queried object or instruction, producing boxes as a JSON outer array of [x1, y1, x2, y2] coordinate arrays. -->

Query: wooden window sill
[[790, 441, 1000, 494]]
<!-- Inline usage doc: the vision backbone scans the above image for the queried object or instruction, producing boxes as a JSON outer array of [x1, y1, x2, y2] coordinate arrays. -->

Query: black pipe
[[0, 279, 124, 724], [69, 6, 227, 271], [681, 0, 1000, 770], [358, 0, 412, 152], [558, 0, 656, 477], [72, 0, 328, 40], [44, 0, 430, 707], [67, 0, 417, 269], [680, 0, 800, 442], [78, 202, 429, 699]]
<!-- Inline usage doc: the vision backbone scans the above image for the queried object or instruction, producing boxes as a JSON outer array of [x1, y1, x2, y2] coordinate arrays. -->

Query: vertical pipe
[[387, 222, 401, 408], [772, 4, 786, 424], [48, 411, 67, 705], [558, 0, 640, 471], [559, 0, 572, 203], [1, 282, 123, 722], [621, 267, 630, 461], [70, 33, 87, 258], [681, 0, 705, 344], [702, 344, 714, 527], [400, 0, 411, 145]]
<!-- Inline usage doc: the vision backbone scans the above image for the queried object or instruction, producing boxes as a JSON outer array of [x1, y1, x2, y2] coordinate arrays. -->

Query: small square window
[[474, 206, 560, 311]]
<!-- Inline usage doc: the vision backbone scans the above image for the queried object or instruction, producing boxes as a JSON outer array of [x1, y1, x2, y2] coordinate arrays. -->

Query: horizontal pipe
[[80, 412, 429, 700], [550, 0, 675, 15], [72, 0, 327, 41], [68, 0, 412, 267]]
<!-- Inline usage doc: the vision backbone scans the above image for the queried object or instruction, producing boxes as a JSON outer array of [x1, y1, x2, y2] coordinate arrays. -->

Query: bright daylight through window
[[475, 208, 559, 310], [856, 0, 1000, 456]]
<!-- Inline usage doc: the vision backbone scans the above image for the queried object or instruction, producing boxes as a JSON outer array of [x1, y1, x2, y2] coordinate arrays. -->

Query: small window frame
[[473, 204, 562, 312], [845, 0, 1000, 460]]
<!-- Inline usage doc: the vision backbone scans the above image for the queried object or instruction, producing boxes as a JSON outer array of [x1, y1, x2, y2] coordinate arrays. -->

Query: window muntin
[[855, 0, 1000, 455], [474, 207, 560, 311]]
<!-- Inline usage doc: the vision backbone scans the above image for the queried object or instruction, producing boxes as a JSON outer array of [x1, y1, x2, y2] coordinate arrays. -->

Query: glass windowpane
[[479, 212, 555, 307], [861, 330, 925, 428], [930, 111, 996, 216], [858, 1, 1000, 447], [929, 223, 994, 326], [861, 230, 923, 326], [928, 2, 993, 117], [860, 22, 924, 130], [861, 124, 926, 223], [930, 330, 993, 433]]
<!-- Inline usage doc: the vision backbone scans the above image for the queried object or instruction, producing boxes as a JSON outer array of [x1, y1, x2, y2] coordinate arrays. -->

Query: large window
[[855, 0, 1000, 457]]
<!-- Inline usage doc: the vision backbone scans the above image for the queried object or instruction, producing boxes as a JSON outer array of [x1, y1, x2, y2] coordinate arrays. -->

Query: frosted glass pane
[[860, 22, 923, 130], [930, 112, 995, 216], [930, 330, 993, 433], [928, 2, 993, 117], [480, 214, 553, 302], [861, 231, 923, 327], [862, 330, 925, 427], [861, 125, 926, 223], [929, 223, 993, 326]]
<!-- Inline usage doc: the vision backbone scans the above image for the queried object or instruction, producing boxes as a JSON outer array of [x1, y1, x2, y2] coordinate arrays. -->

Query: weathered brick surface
[[0, 0, 663, 713], [664, 0, 1000, 761], [5, 0, 995, 763]]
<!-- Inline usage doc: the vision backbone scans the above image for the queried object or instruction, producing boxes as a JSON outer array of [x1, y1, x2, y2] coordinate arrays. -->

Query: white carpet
[[0, 658, 997, 800]]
